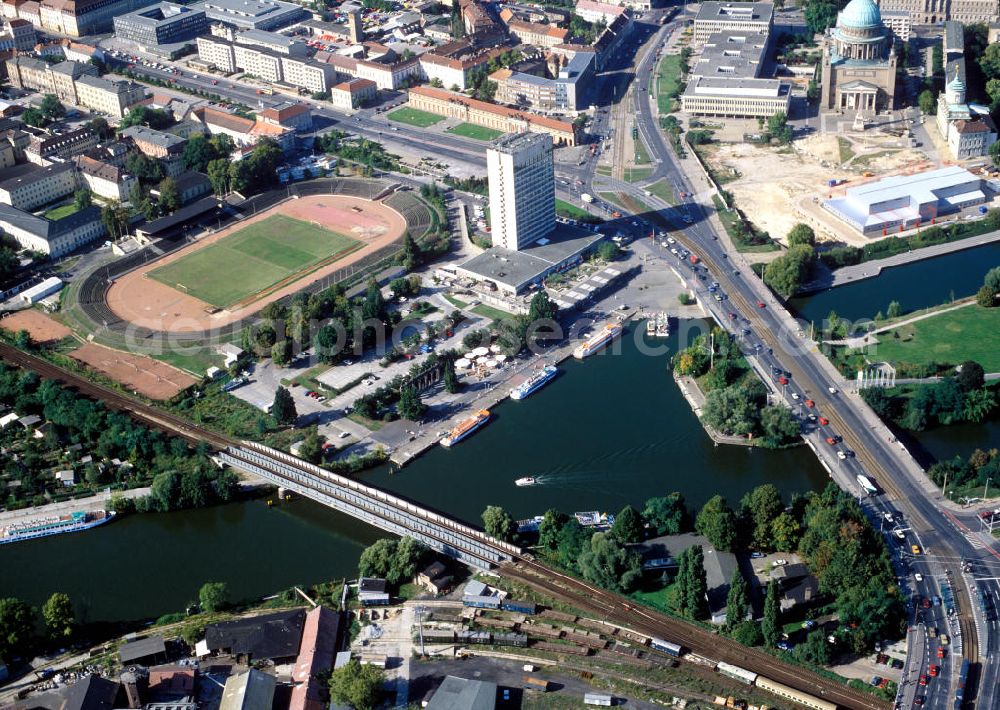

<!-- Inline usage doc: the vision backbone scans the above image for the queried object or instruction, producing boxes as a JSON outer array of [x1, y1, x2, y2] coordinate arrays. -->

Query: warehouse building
[[823, 166, 986, 236]]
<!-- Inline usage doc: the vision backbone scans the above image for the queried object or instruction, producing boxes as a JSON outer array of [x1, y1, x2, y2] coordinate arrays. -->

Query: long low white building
[[681, 76, 790, 118], [823, 165, 986, 236], [0, 203, 105, 257]]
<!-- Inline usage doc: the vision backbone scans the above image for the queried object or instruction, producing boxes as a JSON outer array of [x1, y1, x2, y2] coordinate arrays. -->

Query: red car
[[826, 437, 837, 445], [778, 376, 788, 385], [757, 301, 766, 308], [937, 647, 945, 658], [929, 665, 939, 677], [818, 417, 829, 425], [922, 598, 931, 609], [919, 675, 928, 687], [805, 399, 815, 408]]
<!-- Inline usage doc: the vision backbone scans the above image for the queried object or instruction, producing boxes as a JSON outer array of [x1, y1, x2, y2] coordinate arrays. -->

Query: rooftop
[[695, 1, 773, 24], [121, 125, 186, 150], [426, 676, 496, 710], [456, 223, 602, 292], [204, 608, 306, 660], [0, 162, 74, 191], [118, 635, 167, 663]]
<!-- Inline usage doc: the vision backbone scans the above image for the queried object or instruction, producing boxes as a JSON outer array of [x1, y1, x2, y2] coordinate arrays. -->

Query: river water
[[789, 242, 1000, 324], [0, 323, 829, 623]]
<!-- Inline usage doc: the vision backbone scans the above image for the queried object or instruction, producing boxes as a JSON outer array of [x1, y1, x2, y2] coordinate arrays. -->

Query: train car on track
[[955, 658, 969, 708], [650, 637, 683, 656], [717, 662, 758, 685], [754, 676, 837, 710]]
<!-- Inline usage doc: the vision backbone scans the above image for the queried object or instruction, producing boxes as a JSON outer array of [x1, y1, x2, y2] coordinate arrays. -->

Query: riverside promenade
[[0, 487, 150, 528], [801, 229, 1000, 293]]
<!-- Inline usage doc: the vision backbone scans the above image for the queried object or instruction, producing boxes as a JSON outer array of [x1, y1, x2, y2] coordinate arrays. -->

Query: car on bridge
[[756, 301, 766, 308], [819, 417, 829, 425]]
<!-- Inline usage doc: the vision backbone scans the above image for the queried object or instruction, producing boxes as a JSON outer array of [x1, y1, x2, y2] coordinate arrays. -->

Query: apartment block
[[75, 75, 146, 118], [280, 55, 334, 93], [0, 162, 77, 210]]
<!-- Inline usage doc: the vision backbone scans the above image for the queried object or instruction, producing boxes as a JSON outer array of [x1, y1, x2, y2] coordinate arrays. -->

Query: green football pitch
[[148, 214, 361, 308]]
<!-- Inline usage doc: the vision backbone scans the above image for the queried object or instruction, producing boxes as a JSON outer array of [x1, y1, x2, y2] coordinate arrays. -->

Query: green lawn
[[624, 167, 654, 183], [148, 214, 360, 308], [44, 203, 82, 221], [446, 123, 503, 141], [443, 293, 469, 309], [471, 303, 515, 322], [634, 135, 652, 165], [387, 107, 445, 128], [555, 198, 592, 220], [870, 305, 1000, 371], [645, 179, 677, 204], [655, 54, 684, 114]]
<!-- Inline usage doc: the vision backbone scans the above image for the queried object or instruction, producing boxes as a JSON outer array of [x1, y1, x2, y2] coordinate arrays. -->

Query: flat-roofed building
[[75, 75, 146, 118], [573, 0, 627, 25], [330, 77, 376, 109], [0, 162, 76, 210], [114, 2, 207, 46], [407, 85, 579, 144], [196, 34, 236, 71], [259, 101, 311, 131], [693, 1, 773, 43], [190, 0, 308, 31], [233, 43, 283, 82], [691, 30, 768, 79], [823, 165, 985, 236], [280, 55, 334, 93], [487, 131, 554, 250], [220, 670, 275, 710], [681, 76, 790, 117], [1, 0, 163, 37], [880, 9, 910, 41], [491, 50, 593, 111], [236, 27, 308, 55]]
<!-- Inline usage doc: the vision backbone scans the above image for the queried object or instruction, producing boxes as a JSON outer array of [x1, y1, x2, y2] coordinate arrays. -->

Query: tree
[[643, 493, 688, 536], [695, 495, 739, 551], [39, 94, 65, 121], [329, 659, 384, 710], [985, 265, 1000, 292], [271, 338, 292, 366], [684, 545, 709, 619], [157, 177, 181, 214], [762, 581, 780, 647], [73, 189, 92, 211], [981, 41, 1000, 80], [527, 290, 558, 323], [400, 232, 422, 270], [918, 89, 936, 115], [741, 484, 784, 551], [763, 244, 815, 297], [766, 111, 792, 144], [725, 568, 749, 629], [796, 629, 832, 666], [199, 582, 229, 612], [228, 160, 253, 193], [732, 620, 764, 646], [611, 505, 644, 543], [443, 359, 459, 393], [363, 277, 386, 321], [21, 107, 46, 127], [555, 518, 590, 570], [0, 597, 35, 661], [41, 593, 74, 640], [101, 200, 130, 240], [397, 385, 425, 420], [271, 386, 297, 425], [183, 134, 217, 172], [297, 429, 325, 464], [358, 538, 397, 579], [125, 152, 166, 185], [208, 159, 230, 196], [771, 511, 803, 552], [804, 0, 837, 33], [596, 241, 621, 261], [119, 106, 172, 130], [759, 406, 800, 448], [482, 505, 515, 542], [88, 116, 112, 140], [786, 223, 815, 247], [991, 139, 1000, 170], [977, 284, 998, 307], [963, 387, 997, 423], [957, 360, 986, 391], [578, 532, 643, 593], [538, 508, 569, 551], [886, 300, 902, 319]]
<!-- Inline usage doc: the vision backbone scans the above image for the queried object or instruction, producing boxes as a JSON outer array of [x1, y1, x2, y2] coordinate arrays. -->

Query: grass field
[[44, 203, 82, 221], [555, 198, 592, 220], [148, 214, 359, 308], [655, 55, 684, 114], [645, 179, 676, 204], [387, 107, 445, 128], [446, 123, 503, 141], [471, 303, 515, 322], [871, 305, 1000, 371]]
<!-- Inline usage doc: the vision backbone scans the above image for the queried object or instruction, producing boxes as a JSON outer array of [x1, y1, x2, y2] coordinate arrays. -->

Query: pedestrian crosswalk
[[964, 532, 986, 549]]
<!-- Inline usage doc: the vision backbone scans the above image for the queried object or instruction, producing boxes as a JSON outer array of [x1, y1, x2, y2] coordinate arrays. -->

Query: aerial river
[[0, 323, 831, 623]]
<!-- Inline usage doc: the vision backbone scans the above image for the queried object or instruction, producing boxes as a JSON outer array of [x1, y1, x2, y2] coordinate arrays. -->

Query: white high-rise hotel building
[[487, 132, 555, 251]]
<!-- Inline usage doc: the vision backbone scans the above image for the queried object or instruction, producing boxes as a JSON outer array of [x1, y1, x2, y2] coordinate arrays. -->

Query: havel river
[[0, 322, 830, 623]]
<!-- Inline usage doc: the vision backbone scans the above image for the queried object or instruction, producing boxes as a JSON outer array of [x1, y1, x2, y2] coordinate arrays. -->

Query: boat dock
[[0, 486, 149, 530], [388, 310, 638, 468]]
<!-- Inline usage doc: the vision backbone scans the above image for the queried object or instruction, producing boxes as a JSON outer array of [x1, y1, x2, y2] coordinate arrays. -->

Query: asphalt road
[[609, 17, 1000, 710]]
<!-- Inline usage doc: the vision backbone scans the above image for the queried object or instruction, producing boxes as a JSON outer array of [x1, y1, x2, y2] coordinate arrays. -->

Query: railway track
[[503, 559, 889, 710]]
